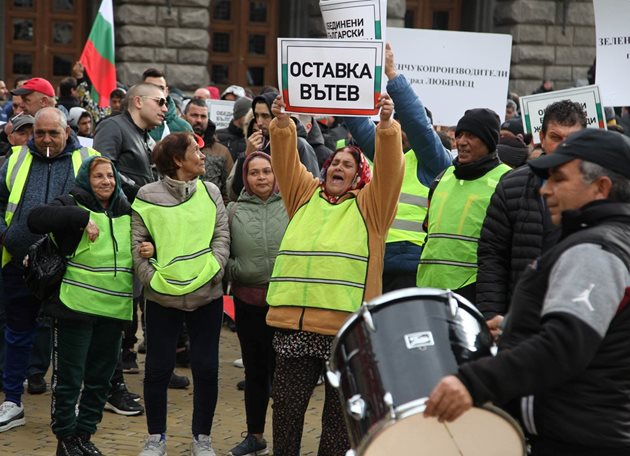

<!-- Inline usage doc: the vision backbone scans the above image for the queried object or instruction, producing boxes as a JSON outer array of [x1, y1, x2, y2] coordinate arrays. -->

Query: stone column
[[494, 0, 595, 95], [115, 0, 210, 90]]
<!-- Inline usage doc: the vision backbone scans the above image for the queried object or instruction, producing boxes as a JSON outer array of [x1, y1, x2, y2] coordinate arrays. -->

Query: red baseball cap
[[11, 77, 55, 97]]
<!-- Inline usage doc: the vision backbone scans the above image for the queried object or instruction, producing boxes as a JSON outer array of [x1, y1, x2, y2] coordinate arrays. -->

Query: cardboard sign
[[320, 0, 386, 40], [520, 85, 607, 144], [386, 27, 512, 126], [207, 99, 235, 130], [278, 38, 384, 116], [593, 0, 630, 106]]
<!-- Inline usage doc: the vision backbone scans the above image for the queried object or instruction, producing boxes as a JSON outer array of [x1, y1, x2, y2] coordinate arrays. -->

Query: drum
[[327, 288, 526, 456]]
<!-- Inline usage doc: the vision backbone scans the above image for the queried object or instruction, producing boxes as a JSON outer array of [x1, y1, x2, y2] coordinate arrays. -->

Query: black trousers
[[234, 298, 274, 434]]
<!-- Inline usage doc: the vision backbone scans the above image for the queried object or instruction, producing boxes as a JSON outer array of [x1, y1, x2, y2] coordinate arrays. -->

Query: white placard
[[593, 0, 630, 106], [319, 0, 386, 41], [520, 85, 607, 144], [278, 38, 384, 116], [206, 99, 235, 130], [78, 136, 93, 148], [386, 27, 512, 126]]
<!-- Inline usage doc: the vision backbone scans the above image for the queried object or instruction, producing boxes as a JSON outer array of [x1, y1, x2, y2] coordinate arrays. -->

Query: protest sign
[[593, 0, 630, 106], [520, 85, 606, 144], [320, 0, 386, 41], [386, 27, 511, 126], [207, 99, 235, 130], [77, 136, 93, 148], [278, 38, 384, 116]]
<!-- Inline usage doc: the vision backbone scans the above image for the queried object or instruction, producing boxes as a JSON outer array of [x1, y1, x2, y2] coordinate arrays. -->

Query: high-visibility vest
[[60, 207, 133, 320], [132, 180, 221, 296], [267, 190, 369, 313], [2, 145, 99, 267], [386, 150, 429, 246], [416, 163, 510, 290]]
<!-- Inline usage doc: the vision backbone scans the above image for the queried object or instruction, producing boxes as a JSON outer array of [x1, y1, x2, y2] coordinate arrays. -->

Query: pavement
[[0, 325, 325, 455]]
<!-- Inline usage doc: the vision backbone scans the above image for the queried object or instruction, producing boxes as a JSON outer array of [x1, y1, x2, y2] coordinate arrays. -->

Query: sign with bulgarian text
[[278, 38, 384, 116], [387, 27, 512, 126], [520, 85, 607, 144], [319, 0, 386, 40], [206, 99, 235, 130], [593, 0, 630, 106]]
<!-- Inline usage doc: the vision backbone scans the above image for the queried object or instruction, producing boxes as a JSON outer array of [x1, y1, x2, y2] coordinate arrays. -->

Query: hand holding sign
[[272, 95, 291, 128], [377, 94, 394, 129]]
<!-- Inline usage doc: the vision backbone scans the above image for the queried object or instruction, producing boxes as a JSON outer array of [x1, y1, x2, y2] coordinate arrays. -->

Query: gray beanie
[[233, 97, 252, 120]]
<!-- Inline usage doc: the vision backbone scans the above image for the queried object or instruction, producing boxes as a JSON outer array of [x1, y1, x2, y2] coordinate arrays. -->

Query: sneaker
[[228, 434, 269, 456], [105, 383, 144, 416], [127, 390, 142, 402], [75, 433, 104, 456], [168, 372, 190, 389], [138, 339, 147, 354], [139, 434, 166, 456], [0, 401, 25, 432], [236, 380, 246, 391], [27, 373, 47, 394], [122, 349, 140, 374], [191, 434, 216, 456], [56, 436, 84, 456], [233, 358, 244, 368]]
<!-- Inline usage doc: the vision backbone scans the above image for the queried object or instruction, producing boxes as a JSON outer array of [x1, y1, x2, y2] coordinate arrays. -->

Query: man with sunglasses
[[141, 68, 193, 143]]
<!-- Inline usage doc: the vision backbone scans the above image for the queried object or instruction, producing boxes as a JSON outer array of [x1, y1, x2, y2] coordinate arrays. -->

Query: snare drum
[[327, 288, 526, 455]]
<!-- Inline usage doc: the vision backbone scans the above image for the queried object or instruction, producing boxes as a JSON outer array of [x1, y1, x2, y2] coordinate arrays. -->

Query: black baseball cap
[[528, 128, 630, 179]]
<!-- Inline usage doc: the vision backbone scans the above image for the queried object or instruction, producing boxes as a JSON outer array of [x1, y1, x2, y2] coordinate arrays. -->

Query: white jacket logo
[[572, 283, 595, 312]]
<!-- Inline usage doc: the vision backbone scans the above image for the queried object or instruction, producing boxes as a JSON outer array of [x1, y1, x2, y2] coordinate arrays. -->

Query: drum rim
[[328, 287, 485, 372]]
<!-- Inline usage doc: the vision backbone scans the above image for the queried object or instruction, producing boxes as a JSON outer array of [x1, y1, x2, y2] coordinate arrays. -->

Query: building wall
[[115, 0, 210, 90]]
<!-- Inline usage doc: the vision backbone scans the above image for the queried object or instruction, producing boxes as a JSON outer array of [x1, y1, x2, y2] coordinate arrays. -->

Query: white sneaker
[[139, 434, 167, 456], [0, 401, 25, 432], [191, 435, 216, 456], [233, 358, 244, 368]]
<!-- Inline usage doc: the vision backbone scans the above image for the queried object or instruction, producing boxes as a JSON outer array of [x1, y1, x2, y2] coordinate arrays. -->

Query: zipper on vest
[[44, 162, 52, 202], [298, 307, 305, 331]]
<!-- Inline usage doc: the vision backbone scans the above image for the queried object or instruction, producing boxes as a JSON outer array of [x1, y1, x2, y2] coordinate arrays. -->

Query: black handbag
[[23, 235, 67, 301]]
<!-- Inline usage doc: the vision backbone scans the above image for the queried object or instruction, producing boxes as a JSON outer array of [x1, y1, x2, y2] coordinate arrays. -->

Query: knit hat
[[497, 136, 529, 168], [233, 97, 252, 120], [529, 129, 630, 178], [455, 108, 501, 152]]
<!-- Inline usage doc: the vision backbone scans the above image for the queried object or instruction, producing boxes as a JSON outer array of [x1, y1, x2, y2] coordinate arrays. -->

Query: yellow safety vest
[[2, 145, 100, 267], [386, 150, 429, 246], [132, 180, 221, 296], [60, 207, 133, 320], [416, 163, 510, 290], [267, 190, 369, 313]]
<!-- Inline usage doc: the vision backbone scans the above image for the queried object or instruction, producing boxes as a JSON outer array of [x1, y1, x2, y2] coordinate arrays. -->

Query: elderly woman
[[266, 95, 404, 456], [132, 132, 229, 456], [226, 151, 288, 456], [27, 156, 133, 456]]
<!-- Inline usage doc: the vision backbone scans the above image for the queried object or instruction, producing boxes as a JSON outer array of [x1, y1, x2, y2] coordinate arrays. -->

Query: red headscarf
[[319, 146, 372, 203]]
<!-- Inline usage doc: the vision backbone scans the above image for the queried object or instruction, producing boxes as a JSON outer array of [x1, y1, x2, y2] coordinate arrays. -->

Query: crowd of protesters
[[1, 44, 630, 456]]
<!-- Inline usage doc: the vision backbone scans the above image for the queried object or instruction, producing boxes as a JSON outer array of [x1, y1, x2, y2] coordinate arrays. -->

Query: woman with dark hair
[[131, 132, 229, 456], [266, 95, 404, 456], [28, 156, 134, 456], [226, 151, 288, 456]]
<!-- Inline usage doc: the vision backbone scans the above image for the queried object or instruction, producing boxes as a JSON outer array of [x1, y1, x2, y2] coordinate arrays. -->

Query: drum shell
[[329, 288, 493, 449]]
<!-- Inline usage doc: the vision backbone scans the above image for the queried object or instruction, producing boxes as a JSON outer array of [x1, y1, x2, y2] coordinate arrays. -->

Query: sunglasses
[[141, 95, 167, 107]]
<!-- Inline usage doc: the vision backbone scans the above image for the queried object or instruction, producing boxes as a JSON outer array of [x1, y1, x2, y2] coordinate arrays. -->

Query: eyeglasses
[[141, 96, 167, 107]]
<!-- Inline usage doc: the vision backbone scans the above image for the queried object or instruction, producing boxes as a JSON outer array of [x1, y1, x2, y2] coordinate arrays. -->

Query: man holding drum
[[425, 129, 630, 456]]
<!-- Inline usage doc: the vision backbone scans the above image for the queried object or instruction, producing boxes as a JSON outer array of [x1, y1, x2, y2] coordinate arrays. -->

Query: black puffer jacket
[[476, 165, 560, 319]]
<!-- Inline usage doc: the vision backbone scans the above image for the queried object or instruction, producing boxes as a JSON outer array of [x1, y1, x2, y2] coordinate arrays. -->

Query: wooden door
[[208, 0, 279, 92], [405, 0, 462, 30], [4, 0, 87, 90]]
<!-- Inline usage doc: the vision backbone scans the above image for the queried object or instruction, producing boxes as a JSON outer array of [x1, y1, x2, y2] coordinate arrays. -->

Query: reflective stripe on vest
[[416, 163, 510, 290], [267, 190, 369, 313], [386, 150, 429, 246], [2, 145, 99, 267], [131, 180, 220, 296], [59, 208, 133, 320]]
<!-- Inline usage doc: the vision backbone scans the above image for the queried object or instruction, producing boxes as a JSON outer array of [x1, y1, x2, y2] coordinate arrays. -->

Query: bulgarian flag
[[79, 0, 116, 108]]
